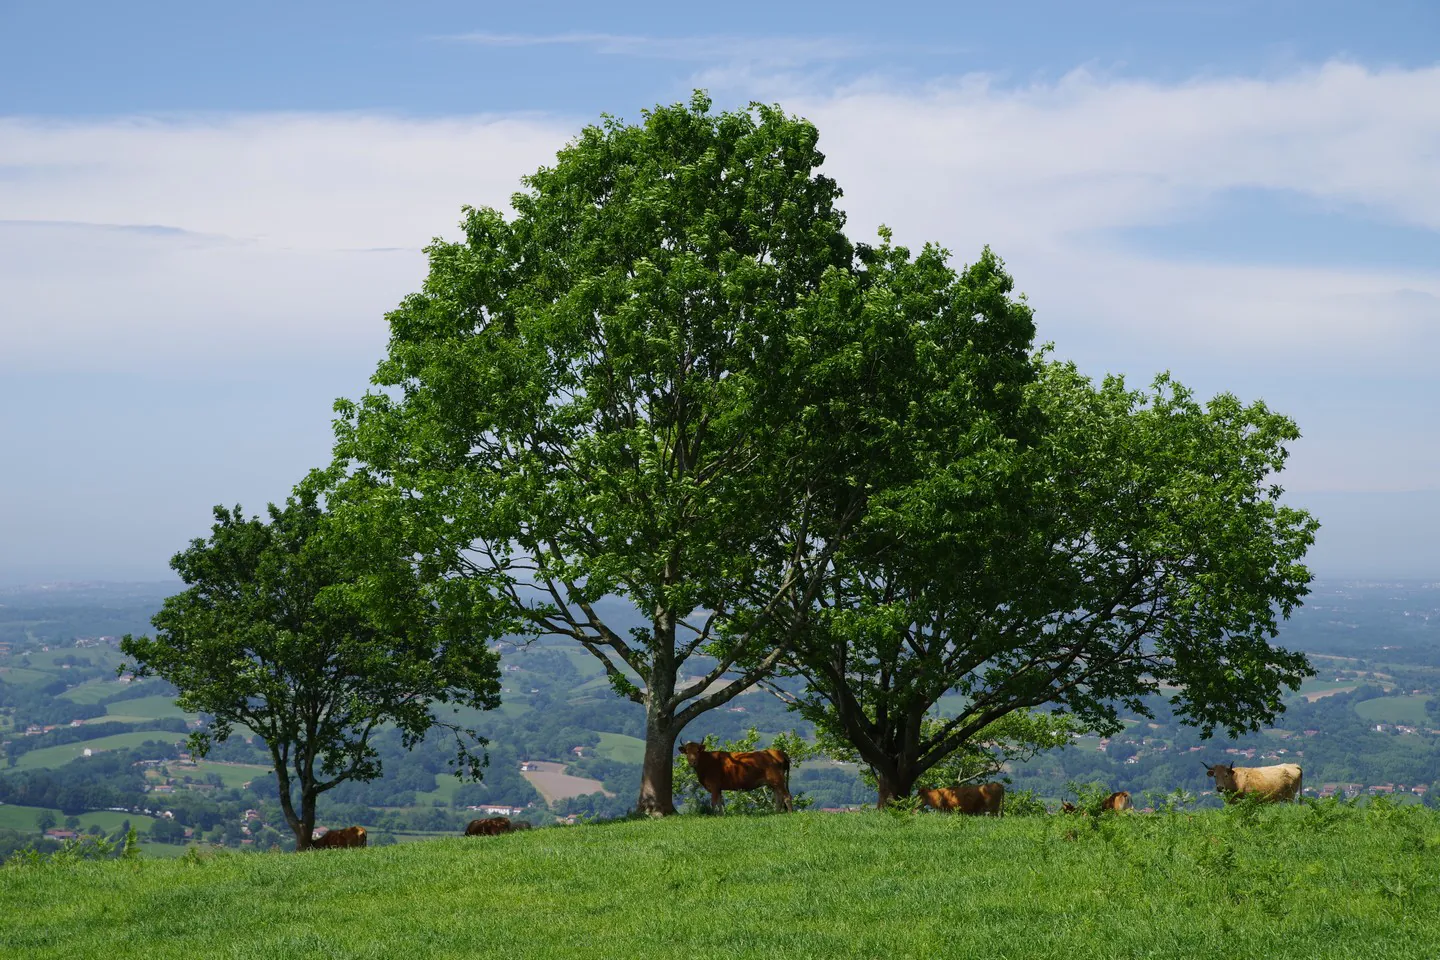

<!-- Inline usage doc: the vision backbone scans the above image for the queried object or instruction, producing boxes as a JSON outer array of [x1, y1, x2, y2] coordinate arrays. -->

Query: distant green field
[[59, 680, 151, 705], [10, 732, 185, 772], [416, 774, 464, 804], [2, 807, 1437, 959], [19, 648, 127, 673], [0, 803, 156, 836], [595, 732, 645, 764], [0, 666, 50, 686], [176, 762, 268, 789], [530, 643, 605, 679], [1354, 695, 1433, 726], [104, 695, 196, 723]]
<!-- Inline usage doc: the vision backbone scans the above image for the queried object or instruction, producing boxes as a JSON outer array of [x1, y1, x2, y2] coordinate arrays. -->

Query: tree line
[[121, 93, 1318, 848]]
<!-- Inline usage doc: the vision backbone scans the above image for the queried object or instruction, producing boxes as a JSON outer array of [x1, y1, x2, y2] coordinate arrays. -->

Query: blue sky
[[1, 1, 1438, 582]]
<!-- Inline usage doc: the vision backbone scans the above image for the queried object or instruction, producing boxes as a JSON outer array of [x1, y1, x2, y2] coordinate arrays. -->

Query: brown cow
[[1059, 801, 1078, 813], [311, 825, 367, 849], [918, 782, 1005, 816], [1102, 791, 1132, 813], [1204, 761, 1303, 803], [678, 742, 792, 813], [465, 816, 519, 836]]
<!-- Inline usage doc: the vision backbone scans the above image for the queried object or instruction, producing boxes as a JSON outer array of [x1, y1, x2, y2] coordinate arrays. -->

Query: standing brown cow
[[678, 742, 792, 813], [1101, 791, 1132, 812], [311, 825, 367, 848], [918, 782, 1005, 816], [1204, 761, 1303, 803], [465, 816, 519, 836]]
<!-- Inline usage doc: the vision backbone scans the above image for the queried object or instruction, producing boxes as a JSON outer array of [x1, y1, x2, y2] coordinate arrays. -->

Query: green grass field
[[103, 695, 197, 723], [175, 761, 268, 789], [0, 666, 51, 686], [2, 806, 1437, 959], [17, 649, 127, 672], [9, 732, 185, 772], [595, 732, 645, 764], [0, 803, 156, 836], [1354, 695, 1433, 726], [55, 680, 114, 704]]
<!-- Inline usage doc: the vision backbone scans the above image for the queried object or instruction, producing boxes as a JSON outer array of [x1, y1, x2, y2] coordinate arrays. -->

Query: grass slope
[[595, 732, 645, 764], [0, 804, 156, 835], [3, 806, 1438, 959], [1354, 695, 1433, 726], [103, 695, 196, 723], [10, 732, 186, 772]]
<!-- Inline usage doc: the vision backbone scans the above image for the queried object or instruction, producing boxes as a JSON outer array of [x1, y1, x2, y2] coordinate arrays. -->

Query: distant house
[[571, 746, 587, 757], [520, 761, 541, 772], [467, 804, 527, 817], [44, 829, 79, 841]]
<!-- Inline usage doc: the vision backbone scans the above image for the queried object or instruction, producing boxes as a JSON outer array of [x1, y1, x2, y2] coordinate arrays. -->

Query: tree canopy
[[332, 93, 870, 813], [778, 354, 1319, 804], [329, 90, 1318, 814], [120, 484, 504, 848]]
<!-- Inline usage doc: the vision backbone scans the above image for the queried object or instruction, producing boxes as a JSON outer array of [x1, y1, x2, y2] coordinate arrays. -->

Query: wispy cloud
[[2, 62, 1437, 490], [444, 31, 892, 69]]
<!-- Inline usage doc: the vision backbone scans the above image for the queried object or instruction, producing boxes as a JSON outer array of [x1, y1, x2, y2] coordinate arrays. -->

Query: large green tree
[[781, 353, 1319, 804], [331, 94, 874, 814], [120, 484, 505, 848]]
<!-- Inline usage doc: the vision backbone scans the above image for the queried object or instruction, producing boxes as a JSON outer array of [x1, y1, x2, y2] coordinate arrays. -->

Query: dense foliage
[[119, 485, 506, 848]]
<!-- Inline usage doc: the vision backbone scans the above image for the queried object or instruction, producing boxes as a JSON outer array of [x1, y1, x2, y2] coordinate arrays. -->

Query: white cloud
[[1, 63, 1436, 482]]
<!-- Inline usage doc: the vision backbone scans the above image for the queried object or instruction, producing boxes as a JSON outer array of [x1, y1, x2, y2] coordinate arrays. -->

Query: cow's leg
[[711, 787, 724, 814]]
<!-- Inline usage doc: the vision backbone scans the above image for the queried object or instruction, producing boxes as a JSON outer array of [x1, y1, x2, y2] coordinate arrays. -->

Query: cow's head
[[678, 742, 705, 766], [1203, 762, 1239, 792]]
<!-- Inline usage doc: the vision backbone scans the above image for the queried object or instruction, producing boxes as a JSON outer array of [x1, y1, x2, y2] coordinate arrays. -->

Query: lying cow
[[678, 741, 792, 813], [918, 782, 1005, 816], [311, 825, 367, 849], [1102, 791, 1132, 813], [1203, 761, 1303, 803], [465, 816, 521, 836]]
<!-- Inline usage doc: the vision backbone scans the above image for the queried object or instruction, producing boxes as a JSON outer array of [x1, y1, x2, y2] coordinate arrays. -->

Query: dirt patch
[[1303, 686, 1355, 702], [521, 761, 611, 803]]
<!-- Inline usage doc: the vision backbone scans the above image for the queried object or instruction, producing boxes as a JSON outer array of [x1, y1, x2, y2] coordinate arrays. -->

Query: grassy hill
[[9, 732, 186, 772], [3, 806, 1438, 959]]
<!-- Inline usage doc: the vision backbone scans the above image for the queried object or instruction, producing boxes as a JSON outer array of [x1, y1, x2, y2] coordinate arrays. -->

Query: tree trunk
[[297, 790, 317, 851], [875, 768, 915, 809], [271, 755, 314, 851], [636, 697, 680, 816]]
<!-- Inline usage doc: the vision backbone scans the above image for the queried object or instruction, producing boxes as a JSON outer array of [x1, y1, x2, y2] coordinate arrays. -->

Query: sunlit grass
[[3, 804, 1437, 959]]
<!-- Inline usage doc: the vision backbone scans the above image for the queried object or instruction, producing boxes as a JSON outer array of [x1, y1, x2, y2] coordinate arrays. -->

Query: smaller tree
[[35, 811, 56, 833], [121, 482, 507, 850]]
